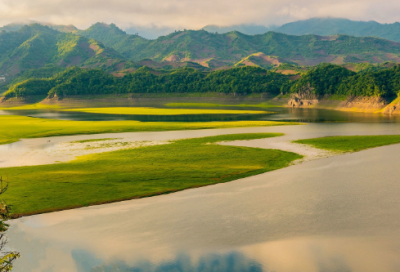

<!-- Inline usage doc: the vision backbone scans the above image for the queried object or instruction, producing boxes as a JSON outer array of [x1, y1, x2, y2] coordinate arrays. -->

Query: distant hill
[[0, 24, 126, 78], [78, 23, 400, 68], [202, 24, 276, 35], [275, 18, 400, 42], [0, 21, 78, 33]]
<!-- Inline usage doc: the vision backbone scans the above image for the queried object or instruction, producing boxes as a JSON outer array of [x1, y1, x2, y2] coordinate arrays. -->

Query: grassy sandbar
[[62, 107, 271, 115], [2, 133, 301, 215], [294, 135, 400, 152], [0, 115, 298, 145], [165, 102, 280, 109]]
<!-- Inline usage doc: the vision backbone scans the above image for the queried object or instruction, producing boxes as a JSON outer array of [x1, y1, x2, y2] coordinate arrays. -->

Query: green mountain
[[77, 23, 149, 60], [0, 24, 126, 78], [78, 23, 400, 68], [0, 21, 78, 33], [275, 18, 400, 43]]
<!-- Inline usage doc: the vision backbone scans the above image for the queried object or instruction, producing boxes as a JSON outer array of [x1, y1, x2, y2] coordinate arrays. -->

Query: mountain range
[[275, 18, 400, 42], [3, 17, 400, 42], [2, 20, 400, 86], [78, 23, 400, 67]]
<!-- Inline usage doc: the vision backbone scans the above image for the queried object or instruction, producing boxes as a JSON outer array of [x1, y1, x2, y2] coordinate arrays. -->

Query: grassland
[[0, 115, 298, 145], [165, 103, 281, 108], [1, 133, 301, 215], [62, 107, 271, 115], [294, 135, 400, 152]]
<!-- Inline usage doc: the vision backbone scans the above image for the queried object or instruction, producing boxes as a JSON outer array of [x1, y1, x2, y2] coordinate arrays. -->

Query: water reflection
[[2, 107, 400, 123], [0, 110, 276, 122], [79, 252, 263, 272]]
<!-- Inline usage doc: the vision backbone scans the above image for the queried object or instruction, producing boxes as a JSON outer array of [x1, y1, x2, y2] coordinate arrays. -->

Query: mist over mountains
[[3, 17, 400, 42], [202, 24, 277, 35]]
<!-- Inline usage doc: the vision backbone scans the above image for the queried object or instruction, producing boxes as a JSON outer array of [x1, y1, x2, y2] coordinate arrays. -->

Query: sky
[[1, 0, 400, 29]]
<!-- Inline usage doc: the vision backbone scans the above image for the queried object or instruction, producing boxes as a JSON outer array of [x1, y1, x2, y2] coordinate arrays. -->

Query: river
[[2, 108, 400, 272]]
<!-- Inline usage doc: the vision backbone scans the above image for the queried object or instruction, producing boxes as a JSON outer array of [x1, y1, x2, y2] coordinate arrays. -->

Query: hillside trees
[[4, 66, 293, 98]]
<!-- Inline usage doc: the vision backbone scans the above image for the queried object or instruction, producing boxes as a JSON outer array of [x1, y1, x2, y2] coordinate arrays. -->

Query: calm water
[[5, 123, 400, 272], [2, 106, 400, 123]]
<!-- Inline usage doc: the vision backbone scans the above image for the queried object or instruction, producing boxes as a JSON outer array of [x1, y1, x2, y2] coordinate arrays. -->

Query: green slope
[[0, 22, 78, 33], [78, 23, 400, 67], [0, 24, 126, 78]]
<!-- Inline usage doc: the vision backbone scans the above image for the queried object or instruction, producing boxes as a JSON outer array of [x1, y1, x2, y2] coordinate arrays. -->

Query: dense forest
[[290, 63, 400, 98], [3, 66, 292, 99], [3, 63, 400, 101]]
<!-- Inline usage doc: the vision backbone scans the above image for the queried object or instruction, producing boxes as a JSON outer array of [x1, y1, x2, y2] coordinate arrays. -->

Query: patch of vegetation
[[63, 107, 270, 115], [0, 115, 298, 145], [294, 135, 400, 152], [1, 133, 301, 215], [0, 177, 20, 269], [165, 102, 280, 108]]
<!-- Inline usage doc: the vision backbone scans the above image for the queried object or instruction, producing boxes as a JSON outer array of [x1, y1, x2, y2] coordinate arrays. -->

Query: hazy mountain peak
[[0, 21, 78, 33], [274, 17, 400, 42], [202, 24, 277, 35]]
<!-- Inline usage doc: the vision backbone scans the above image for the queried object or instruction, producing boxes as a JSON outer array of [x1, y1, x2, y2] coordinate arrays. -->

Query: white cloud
[[1, 0, 400, 29]]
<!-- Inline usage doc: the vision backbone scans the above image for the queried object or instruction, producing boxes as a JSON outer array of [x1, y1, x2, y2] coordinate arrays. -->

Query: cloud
[[1, 0, 400, 29]]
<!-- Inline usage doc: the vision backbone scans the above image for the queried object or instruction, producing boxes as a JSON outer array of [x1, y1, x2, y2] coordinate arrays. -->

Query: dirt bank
[[287, 94, 400, 115]]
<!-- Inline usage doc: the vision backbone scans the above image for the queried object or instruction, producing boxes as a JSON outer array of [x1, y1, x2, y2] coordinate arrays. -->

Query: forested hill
[[290, 63, 400, 99], [2, 66, 292, 99], [4, 64, 400, 105], [78, 23, 400, 67], [0, 24, 125, 77]]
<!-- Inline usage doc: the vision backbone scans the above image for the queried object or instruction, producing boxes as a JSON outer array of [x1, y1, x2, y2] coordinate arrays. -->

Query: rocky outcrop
[[287, 92, 394, 113], [288, 90, 319, 108], [382, 98, 400, 115], [342, 96, 388, 111]]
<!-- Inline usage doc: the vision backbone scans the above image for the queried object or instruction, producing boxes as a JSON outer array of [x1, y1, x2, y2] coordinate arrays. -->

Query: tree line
[[3, 66, 292, 98], [3, 64, 400, 100]]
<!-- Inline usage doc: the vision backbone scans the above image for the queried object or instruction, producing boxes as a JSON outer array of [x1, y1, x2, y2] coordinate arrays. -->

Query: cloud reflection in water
[[73, 251, 264, 272]]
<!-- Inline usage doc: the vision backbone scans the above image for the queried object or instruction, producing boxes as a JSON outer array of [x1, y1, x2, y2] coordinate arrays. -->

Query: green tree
[[0, 177, 19, 272]]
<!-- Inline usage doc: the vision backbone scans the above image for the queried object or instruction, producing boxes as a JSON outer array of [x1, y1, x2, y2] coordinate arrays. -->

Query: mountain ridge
[[77, 23, 400, 67]]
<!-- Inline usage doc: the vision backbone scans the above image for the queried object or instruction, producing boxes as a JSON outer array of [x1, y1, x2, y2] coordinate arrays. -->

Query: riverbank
[[3, 93, 400, 116], [287, 94, 400, 115]]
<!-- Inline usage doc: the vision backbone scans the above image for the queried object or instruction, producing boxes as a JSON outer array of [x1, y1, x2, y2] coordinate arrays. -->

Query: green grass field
[[294, 135, 400, 152], [62, 107, 271, 115], [165, 103, 281, 109], [0, 115, 298, 145], [1, 133, 301, 215]]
